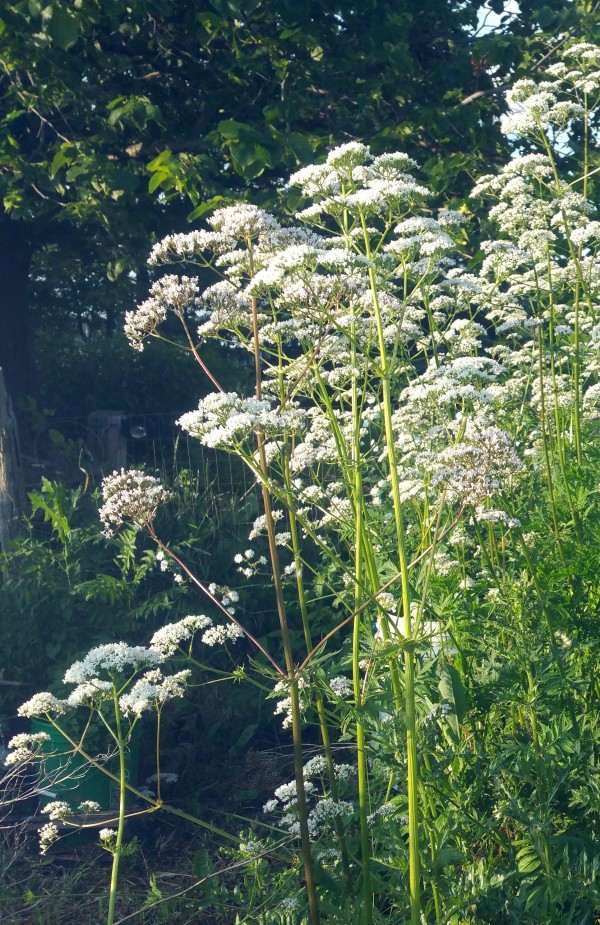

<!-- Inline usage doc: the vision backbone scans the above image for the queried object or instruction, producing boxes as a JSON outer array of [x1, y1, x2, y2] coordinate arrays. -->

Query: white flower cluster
[[264, 753, 357, 840], [78, 800, 101, 814], [42, 800, 71, 821], [150, 609, 244, 653], [39, 822, 59, 855], [202, 623, 244, 646], [328, 676, 354, 698], [207, 582, 240, 614], [211, 203, 281, 242], [125, 275, 200, 350], [289, 143, 428, 216], [119, 669, 191, 716], [150, 615, 213, 656], [148, 229, 237, 265], [272, 676, 308, 729], [5, 731, 51, 767], [307, 798, 354, 836], [146, 771, 178, 784], [302, 755, 328, 777], [17, 691, 69, 719], [433, 425, 523, 508], [66, 679, 113, 708], [248, 509, 284, 541], [367, 803, 406, 827], [178, 392, 305, 450], [234, 547, 268, 579], [197, 280, 250, 338], [63, 642, 163, 684], [302, 754, 355, 782], [99, 469, 172, 535]]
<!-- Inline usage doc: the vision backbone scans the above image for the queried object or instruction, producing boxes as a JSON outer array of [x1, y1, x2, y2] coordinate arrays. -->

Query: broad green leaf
[[45, 6, 79, 49], [288, 132, 314, 163], [50, 148, 71, 178], [146, 149, 174, 171], [187, 195, 224, 222], [148, 170, 170, 193]]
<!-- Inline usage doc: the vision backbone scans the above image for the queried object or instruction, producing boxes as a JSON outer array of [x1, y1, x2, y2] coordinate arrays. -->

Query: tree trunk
[[0, 218, 36, 407], [0, 367, 25, 552]]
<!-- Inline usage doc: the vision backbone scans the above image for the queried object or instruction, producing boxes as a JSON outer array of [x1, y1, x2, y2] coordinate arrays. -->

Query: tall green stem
[[249, 276, 319, 925], [286, 481, 353, 889], [351, 338, 374, 923], [536, 325, 565, 562], [107, 685, 127, 925], [361, 219, 421, 924]]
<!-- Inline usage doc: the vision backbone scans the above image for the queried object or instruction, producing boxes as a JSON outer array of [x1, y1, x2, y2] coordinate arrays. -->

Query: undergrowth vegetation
[[4, 40, 600, 925]]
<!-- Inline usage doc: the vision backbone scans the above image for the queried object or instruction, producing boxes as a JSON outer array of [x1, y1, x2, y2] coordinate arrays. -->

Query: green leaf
[[536, 6, 558, 27], [48, 427, 65, 446], [439, 663, 469, 724], [218, 119, 245, 141], [288, 132, 314, 164], [146, 149, 174, 171], [46, 7, 79, 50], [232, 787, 258, 802], [516, 846, 542, 874], [50, 148, 72, 178], [187, 195, 224, 222], [433, 847, 463, 869], [228, 722, 258, 756], [148, 170, 169, 193], [193, 848, 214, 880]]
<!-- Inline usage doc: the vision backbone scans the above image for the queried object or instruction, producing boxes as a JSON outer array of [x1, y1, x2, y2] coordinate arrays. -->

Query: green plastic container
[[31, 718, 141, 811]]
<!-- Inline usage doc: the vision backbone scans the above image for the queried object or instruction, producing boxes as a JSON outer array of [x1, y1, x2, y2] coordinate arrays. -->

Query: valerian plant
[[5, 633, 248, 925], [16, 39, 600, 924], [113, 40, 600, 924]]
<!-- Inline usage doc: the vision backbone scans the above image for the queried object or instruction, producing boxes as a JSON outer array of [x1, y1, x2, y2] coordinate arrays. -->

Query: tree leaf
[[46, 7, 79, 49]]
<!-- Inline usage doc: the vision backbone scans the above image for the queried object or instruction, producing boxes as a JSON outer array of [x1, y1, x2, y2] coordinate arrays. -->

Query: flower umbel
[[99, 469, 172, 535]]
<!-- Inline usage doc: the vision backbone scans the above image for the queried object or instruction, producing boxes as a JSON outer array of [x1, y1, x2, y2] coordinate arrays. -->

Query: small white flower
[[150, 615, 213, 656], [5, 732, 51, 767], [42, 801, 71, 821], [64, 643, 163, 684], [17, 692, 69, 718], [78, 801, 101, 814], [119, 670, 191, 716], [201, 624, 244, 647], [329, 677, 353, 698], [39, 823, 59, 855], [99, 470, 172, 535]]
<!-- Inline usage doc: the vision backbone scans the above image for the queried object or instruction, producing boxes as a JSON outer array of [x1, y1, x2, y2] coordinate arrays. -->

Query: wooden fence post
[[0, 367, 25, 552]]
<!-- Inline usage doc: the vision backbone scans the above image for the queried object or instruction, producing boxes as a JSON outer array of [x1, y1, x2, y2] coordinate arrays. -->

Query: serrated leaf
[[516, 847, 541, 874]]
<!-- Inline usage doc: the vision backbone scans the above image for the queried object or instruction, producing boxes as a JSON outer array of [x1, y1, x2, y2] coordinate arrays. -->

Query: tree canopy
[[0, 0, 596, 407]]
